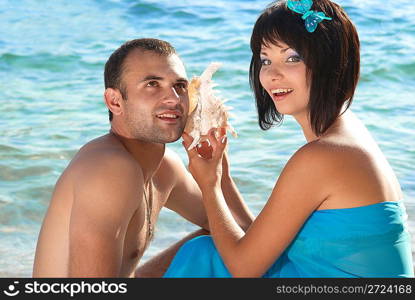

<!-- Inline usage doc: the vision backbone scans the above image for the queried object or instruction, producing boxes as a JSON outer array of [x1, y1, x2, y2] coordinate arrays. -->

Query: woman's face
[[259, 41, 310, 118]]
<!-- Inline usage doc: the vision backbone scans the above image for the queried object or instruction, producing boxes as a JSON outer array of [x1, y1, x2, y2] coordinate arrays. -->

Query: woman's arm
[[193, 130, 255, 231], [183, 129, 329, 277], [220, 152, 255, 232]]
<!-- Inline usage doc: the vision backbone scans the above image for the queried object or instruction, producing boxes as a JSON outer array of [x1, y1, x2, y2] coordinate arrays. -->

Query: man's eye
[[260, 58, 271, 66], [175, 83, 187, 91], [287, 55, 302, 63], [146, 81, 159, 87]]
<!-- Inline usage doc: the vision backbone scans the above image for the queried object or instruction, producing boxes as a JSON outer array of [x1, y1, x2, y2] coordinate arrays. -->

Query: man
[[33, 38, 253, 277]]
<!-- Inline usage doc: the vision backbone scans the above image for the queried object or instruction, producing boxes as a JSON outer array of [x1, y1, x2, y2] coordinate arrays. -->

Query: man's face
[[119, 50, 189, 143]]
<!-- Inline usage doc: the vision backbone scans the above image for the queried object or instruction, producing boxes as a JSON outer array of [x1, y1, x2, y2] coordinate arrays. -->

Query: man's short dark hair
[[249, 0, 360, 136], [104, 38, 177, 121]]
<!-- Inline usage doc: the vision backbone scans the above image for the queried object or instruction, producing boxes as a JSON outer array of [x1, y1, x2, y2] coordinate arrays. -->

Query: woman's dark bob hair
[[249, 0, 360, 135]]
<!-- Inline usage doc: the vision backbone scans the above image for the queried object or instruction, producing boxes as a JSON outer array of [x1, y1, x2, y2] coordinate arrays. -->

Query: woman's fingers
[[219, 127, 227, 138], [183, 128, 227, 161], [182, 131, 193, 145], [206, 128, 227, 160], [182, 132, 198, 159], [206, 128, 218, 149]]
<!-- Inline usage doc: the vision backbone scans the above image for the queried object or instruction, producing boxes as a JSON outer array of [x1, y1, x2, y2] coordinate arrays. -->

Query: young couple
[[34, 0, 413, 278]]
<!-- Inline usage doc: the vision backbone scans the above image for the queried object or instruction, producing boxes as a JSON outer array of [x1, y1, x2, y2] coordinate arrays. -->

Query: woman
[[164, 0, 414, 277]]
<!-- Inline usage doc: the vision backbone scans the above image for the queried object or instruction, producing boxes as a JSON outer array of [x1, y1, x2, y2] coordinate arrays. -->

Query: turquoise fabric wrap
[[164, 202, 414, 278]]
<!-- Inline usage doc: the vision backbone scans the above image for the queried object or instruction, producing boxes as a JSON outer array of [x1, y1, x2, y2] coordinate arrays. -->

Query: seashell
[[185, 62, 237, 150]]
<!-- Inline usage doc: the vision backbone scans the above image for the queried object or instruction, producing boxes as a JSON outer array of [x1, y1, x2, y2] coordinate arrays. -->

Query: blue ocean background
[[0, 0, 414, 277]]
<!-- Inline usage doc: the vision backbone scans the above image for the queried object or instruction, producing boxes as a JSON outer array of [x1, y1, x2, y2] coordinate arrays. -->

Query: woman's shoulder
[[291, 137, 369, 167], [287, 137, 378, 186], [270, 137, 363, 211], [290, 136, 402, 205], [279, 139, 349, 193]]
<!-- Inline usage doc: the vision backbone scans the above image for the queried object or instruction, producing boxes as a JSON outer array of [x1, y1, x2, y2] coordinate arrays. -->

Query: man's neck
[[109, 129, 165, 183]]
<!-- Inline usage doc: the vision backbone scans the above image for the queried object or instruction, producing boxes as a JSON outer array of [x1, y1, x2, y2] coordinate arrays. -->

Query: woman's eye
[[146, 81, 159, 87], [286, 55, 302, 63], [260, 58, 271, 66]]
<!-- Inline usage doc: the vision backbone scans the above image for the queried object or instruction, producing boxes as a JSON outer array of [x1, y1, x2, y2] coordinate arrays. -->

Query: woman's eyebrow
[[260, 47, 291, 55]]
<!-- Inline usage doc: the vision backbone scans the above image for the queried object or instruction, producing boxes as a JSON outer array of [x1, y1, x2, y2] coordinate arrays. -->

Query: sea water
[[0, 0, 414, 276]]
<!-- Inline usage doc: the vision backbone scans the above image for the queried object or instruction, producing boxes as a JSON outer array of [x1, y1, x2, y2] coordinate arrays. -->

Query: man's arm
[[163, 148, 209, 229], [163, 147, 254, 231], [68, 153, 140, 277], [135, 147, 253, 277]]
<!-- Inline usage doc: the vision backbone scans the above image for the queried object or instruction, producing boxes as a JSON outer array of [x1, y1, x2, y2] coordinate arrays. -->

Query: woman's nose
[[269, 65, 284, 81]]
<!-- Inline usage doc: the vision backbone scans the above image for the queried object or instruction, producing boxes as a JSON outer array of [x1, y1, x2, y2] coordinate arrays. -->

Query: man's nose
[[162, 86, 181, 105]]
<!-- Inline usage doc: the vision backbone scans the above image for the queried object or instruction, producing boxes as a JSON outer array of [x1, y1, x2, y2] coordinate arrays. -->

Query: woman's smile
[[270, 88, 294, 102]]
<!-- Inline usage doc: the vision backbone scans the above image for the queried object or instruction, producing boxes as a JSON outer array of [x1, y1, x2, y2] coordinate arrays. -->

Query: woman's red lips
[[271, 88, 293, 101]]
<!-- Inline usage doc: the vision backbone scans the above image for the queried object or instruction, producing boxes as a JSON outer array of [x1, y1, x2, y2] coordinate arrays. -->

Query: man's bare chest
[[122, 179, 173, 268]]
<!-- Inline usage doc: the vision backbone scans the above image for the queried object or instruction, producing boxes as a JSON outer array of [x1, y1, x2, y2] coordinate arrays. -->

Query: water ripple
[[0, 165, 53, 181], [0, 0, 414, 276]]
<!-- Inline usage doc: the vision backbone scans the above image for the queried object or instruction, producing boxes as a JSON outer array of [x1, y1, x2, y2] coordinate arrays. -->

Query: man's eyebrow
[[140, 75, 163, 82], [139, 76, 188, 83], [176, 78, 188, 83]]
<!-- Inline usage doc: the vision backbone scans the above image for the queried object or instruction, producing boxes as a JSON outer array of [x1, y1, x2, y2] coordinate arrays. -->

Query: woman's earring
[[262, 88, 266, 98]]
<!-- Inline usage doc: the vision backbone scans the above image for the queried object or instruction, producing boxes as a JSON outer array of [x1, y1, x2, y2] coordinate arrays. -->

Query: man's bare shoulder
[[61, 134, 144, 193], [162, 147, 184, 167], [158, 147, 187, 178], [152, 147, 192, 197]]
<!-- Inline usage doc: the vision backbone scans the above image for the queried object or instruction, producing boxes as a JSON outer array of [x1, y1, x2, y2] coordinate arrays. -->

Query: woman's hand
[[182, 128, 227, 192]]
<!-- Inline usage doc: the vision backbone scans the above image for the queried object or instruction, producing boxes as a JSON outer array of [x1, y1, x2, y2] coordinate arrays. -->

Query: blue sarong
[[164, 202, 414, 277]]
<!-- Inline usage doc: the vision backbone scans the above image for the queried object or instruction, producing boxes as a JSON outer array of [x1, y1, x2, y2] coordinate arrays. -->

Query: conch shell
[[184, 63, 237, 150]]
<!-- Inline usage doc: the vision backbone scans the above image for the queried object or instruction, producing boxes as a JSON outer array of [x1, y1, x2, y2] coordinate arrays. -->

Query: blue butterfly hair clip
[[287, 0, 332, 33]]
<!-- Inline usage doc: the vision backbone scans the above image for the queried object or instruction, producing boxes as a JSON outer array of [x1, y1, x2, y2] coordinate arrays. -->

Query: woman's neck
[[294, 113, 319, 143], [294, 109, 350, 143]]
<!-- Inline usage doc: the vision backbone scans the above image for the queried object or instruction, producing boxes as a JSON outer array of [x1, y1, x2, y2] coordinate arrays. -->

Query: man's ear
[[104, 88, 123, 117]]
